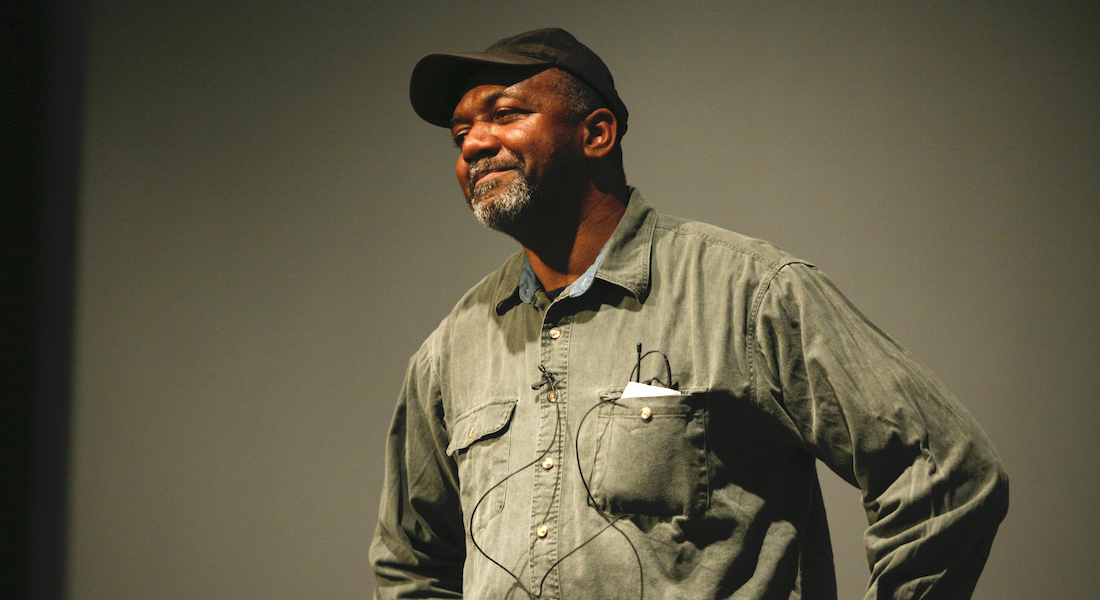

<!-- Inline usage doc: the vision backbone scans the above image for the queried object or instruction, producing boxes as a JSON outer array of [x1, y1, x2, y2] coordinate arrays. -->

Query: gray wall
[[71, 2, 1099, 598]]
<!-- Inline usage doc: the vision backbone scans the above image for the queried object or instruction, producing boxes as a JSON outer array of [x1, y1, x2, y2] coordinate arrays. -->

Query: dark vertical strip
[[0, 2, 88, 599]]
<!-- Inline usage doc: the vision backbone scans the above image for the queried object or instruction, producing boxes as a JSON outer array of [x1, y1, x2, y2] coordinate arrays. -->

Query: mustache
[[467, 158, 524, 190]]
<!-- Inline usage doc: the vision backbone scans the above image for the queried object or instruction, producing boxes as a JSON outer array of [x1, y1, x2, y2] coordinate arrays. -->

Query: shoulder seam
[[653, 220, 803, 271], [745, 262, 805, 413]]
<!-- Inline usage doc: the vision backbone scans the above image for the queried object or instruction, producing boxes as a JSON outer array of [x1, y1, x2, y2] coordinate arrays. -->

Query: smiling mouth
[[473, 169, 514, 189], [468, 158, 522, 191]]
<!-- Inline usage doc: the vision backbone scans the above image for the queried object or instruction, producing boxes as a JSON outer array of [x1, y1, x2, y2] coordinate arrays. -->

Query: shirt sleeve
[[369, 339, 466, 599], [752, 262, 1009, 599]]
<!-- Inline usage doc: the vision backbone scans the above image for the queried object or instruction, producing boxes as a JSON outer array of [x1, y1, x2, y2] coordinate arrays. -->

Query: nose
[[460, 121, 500, 164]]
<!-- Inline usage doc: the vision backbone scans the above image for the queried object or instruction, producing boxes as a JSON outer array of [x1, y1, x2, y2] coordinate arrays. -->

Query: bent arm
[[370, 345, 465, 599], [753, 263, 1009, 599]]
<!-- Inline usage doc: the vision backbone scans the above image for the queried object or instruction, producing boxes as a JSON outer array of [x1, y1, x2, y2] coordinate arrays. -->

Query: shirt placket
[[528, 307, 572, 599]]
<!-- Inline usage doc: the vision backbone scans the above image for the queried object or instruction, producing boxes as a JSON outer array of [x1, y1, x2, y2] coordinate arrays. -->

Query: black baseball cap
[[409, 28, 628, 136]]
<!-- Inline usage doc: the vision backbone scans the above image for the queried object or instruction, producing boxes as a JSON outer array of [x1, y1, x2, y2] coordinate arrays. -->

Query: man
[[370, 28, 1008, 599]]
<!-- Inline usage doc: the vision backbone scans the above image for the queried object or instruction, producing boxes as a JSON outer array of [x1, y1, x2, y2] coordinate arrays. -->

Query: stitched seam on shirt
[[652, 222, 789, 270], [747, 262, 796, 413], [426, 328, 452, 452]]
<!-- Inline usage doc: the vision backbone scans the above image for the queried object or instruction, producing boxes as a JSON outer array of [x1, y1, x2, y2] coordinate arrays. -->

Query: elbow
[[988, 460, 1010, 522], [966, 450, 1009, 528]]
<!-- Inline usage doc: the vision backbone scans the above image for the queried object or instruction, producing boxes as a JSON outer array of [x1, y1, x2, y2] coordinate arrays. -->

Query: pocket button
[[640, 406, 653, 421]]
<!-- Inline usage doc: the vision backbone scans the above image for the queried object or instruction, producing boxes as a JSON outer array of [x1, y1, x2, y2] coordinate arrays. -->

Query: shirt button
[[547, 390, 558, 403], [536, 524, 549, 538], [640, 406, 653, 420], [542, 457, 555, 470], [548, 327, 561, 339]]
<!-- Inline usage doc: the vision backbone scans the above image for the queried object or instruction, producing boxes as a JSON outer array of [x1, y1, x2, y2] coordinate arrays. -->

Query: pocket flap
[[447, 399, 517, 456]]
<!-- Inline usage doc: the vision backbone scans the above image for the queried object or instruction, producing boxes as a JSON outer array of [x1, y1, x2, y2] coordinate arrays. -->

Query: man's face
[[449, 68, 586, 233]]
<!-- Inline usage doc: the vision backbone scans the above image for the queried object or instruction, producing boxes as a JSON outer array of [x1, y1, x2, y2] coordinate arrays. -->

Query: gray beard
[[471, 173, 538, 234]]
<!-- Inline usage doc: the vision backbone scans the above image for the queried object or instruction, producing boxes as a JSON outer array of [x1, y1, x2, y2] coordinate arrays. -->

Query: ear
[[581, 108, 618, 159]]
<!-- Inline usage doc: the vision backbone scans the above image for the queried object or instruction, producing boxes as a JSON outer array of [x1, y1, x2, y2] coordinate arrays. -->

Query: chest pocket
[[589, 390, 709, 517], [447, 399, 517, 533]]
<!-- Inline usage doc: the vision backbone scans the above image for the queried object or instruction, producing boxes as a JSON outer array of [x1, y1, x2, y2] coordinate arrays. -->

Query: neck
[[518, 186, 628, 292]]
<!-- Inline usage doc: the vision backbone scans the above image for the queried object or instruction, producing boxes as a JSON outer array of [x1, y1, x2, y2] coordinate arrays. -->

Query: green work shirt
[[370, 189, 1008, 599]]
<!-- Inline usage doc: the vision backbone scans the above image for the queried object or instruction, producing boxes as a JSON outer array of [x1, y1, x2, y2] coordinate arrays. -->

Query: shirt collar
[[516, 242, 609, 304], [495, 188, 657, 312]]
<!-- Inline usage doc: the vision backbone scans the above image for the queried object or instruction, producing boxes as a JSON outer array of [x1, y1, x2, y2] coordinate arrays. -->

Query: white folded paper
[[621, 381, 681, 398]]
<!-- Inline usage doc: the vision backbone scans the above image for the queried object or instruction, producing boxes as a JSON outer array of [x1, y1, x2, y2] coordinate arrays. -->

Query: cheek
[[455, 160, 469, 193]]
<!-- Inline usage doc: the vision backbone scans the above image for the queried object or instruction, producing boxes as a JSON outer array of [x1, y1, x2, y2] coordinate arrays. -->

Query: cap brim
[[409, 52, 553, 128]]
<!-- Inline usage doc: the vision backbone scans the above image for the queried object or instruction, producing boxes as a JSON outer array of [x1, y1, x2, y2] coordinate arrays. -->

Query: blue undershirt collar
[[518, 242, 609, 305]]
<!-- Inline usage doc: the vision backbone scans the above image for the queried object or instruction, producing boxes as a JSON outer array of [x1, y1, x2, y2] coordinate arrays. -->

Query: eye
[[493, 107, 524, 122], [452, 130, 468, 148]]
